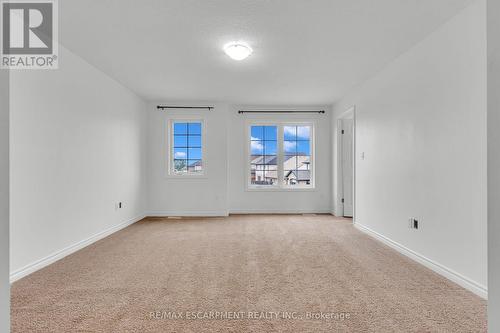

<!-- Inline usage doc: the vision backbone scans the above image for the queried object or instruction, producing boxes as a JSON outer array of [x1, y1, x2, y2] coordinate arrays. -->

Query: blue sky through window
[[251, 125, 310, 155], [251, 126, 277, 155], [284, 126, 310, 155]]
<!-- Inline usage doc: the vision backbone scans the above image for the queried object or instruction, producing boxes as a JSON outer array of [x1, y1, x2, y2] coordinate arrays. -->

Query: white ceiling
[[59, 0, 474, 104]]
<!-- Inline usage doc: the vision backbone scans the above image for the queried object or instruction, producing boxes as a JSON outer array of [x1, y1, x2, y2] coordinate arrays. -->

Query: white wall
[[146, 104, 332, 215], [333, 0, 487, 296], [488, 0, 500, 328], [10, 45, 148, 279], [147, 103, 229, 216], [1, 68, 10, 332]]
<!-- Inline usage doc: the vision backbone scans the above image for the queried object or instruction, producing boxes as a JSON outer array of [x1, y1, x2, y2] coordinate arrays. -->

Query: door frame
[[336, 106, 356, 220]]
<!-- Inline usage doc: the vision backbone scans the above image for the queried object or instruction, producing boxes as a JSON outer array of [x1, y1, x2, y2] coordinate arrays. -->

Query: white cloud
[[251, 137, 263, 152], [296, 126, 310, 139], [284, 141, 296, 151], [174, 151, 187, 158], [284, 126, 294, 137], [284, 126, 310, 139]]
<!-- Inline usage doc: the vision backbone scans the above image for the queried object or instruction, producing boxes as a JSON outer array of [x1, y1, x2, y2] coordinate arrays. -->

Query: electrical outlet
[[408, 217, 421, 230]]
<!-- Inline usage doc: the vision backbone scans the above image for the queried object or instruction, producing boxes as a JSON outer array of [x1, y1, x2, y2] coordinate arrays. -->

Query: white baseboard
[[332, 203, 341, 217], [147, 210, 229, 217], [354, 222, 487, 299], [10, 213, 146, 283], [228, 208, 332, 214]]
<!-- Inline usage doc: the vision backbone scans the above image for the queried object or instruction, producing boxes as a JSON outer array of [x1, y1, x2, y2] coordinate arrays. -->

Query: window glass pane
[[189, 135, 201, 147], [297, 155, 311, 169], [173, 135, 187, 147], [264, 126, 277, 141], [250, 125, 277, 186], [284, 170, 310, 185], [251, 140, 264, 154], [297, 170, 311, 184], [263, 141, 277, 155], [250, 169, 256, 182], [287, 170, 309, 185], [284, 141, 296, 154], [284, 155, 298, 170], [283, 170, 295, 185], [264, 126, 277, 140], [250, 155, 263, 165], [173, 122, 187, 135], [265, 155, 277, 167], [283, 125, 312, 186], [297, 141, 310, 155], [251, 126, 264, 141], [187, 160, 202, 172], [188, 147, 202, 160], [265, 168, 277, 181], [174, 148, 187, 159], [255, 170, 266, 184], [174, 159, 187, 173], [284, 126, 296, 140], [188, 122, 201, 135], [296, 126, 310, 139], [254, 171, 274, 185]]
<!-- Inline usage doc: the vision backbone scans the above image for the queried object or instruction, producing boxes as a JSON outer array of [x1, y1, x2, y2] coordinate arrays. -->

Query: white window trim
[[245, 120, 316, 191], [165, 116, 207, 179]]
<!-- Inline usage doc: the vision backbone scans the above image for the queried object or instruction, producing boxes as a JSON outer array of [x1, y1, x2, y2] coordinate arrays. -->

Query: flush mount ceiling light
[[223, 42, 253, 61]]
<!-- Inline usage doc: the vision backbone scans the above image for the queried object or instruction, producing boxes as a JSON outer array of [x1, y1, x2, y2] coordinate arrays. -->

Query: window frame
[[166, 117, 206, 178], [245, 120, 315, 191]]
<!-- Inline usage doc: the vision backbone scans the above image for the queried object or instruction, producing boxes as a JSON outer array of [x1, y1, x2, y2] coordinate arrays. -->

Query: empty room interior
[[2, 0, 500, 332]]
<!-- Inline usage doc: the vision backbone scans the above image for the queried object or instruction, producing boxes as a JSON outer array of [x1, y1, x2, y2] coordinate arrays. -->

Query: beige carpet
[[11, 215, 486, 332]]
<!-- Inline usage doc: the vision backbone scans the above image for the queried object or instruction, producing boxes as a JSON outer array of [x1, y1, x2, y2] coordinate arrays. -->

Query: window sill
[[245, 186, 316, 192], [165, 174, 208, 180]]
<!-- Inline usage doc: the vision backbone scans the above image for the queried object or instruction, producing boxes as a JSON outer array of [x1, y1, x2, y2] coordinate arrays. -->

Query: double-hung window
[[250, 125, 278, 186], [169, 120, 204, 175], [248, 123, 314, 189]]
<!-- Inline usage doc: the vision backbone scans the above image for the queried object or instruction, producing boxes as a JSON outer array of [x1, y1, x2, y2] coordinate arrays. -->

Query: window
[[283, 126, 311, 186], [248, 123, 313, 189], [170, 120, 203, 175], [250, 126, 278, 185]]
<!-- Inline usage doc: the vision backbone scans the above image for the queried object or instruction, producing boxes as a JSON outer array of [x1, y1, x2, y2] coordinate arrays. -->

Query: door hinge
[[341, 198, 344, 203], [341, 130, 345, 134]]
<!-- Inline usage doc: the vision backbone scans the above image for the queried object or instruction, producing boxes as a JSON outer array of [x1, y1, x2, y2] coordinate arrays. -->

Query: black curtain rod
[[157, 105, 214, 110], [238, 110, 325, 114]]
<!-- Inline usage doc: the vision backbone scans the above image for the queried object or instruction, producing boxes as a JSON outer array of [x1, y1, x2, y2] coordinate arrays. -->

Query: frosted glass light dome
[[224, 42, 253, 61]]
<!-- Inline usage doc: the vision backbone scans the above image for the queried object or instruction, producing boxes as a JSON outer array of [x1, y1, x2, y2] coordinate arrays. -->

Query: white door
[[341, 119, 354, 217]]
